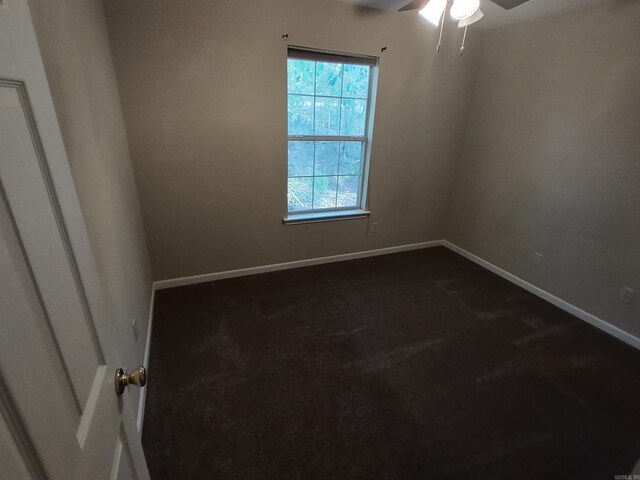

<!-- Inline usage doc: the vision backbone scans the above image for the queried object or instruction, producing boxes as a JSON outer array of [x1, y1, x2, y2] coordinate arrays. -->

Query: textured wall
[[447, 2, 640, 335], [28, 0, 154, 408], [103, 0, 479, 280]]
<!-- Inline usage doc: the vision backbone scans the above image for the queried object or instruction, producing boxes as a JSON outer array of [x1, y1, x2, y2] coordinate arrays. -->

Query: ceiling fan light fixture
[[418, 0, 448, 26], [450, 0, 480, 20], [457, 7, 483, 26]]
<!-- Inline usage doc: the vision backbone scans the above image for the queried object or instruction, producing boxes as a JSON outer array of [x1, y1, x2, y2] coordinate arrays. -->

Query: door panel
[[0, 1, 150, 479], [0, 83, 99, 411], [0, 184, 80, 479], [0, 415, 32, 480], [111, 433, 138, 480]]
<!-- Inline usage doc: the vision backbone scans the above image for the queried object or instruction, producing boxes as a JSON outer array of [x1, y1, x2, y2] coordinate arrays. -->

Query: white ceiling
[[341, 0, 615, 28]]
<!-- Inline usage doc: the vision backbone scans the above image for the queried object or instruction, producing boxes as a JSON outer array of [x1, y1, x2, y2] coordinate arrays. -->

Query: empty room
[[1, 0, 639, 478]]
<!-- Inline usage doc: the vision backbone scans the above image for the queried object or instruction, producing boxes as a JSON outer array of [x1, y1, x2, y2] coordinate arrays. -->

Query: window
[[286, 48, 377, 222]]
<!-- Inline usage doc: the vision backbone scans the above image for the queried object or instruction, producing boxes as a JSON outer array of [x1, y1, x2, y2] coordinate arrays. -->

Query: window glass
[[287, 53, 375, 214]]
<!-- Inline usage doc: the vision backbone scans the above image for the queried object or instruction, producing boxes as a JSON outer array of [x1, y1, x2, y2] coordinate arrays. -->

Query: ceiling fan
[[399, 0, 531, 54]]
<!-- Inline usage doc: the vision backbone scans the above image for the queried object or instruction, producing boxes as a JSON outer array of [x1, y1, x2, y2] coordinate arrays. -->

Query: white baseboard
[[136, 285, 155, 432], [443, 241, 640, 351], [154, 240, 445, 290]]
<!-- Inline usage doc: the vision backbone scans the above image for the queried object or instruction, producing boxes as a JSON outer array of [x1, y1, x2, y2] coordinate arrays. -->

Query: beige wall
[[28, 0, 154, 408], [447, 2, 640, 335], [103, 0, 479, 280], [99, 0, 638, 341]]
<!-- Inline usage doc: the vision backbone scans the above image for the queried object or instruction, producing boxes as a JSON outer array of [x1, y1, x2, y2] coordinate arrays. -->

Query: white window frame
[[284, 47, 378, 225]]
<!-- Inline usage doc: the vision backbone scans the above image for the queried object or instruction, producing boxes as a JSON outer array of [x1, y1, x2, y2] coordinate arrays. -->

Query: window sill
[[283, 209, 370, 225]]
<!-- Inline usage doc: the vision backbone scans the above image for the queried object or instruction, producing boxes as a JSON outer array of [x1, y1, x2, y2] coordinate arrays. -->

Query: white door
[[0, 1, 150, 479]]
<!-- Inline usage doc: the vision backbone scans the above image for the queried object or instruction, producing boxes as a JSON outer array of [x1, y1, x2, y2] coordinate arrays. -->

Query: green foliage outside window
[[287, 56, 372, 213]]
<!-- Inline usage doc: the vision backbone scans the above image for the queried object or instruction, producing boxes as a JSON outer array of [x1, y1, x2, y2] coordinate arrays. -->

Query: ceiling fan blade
[[398, 0, 430, 12], [489, 0, 530, 9]]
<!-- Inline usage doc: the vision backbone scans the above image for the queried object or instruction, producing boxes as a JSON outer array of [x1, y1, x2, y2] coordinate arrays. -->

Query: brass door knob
[[115, 366, 147, 396]]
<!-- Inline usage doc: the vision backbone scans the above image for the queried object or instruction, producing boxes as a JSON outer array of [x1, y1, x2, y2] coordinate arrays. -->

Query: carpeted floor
[[143, 247, 640, 479]]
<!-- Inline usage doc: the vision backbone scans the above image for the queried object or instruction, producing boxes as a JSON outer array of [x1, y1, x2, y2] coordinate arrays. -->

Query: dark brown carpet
[[143, 247, 640, 479]]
